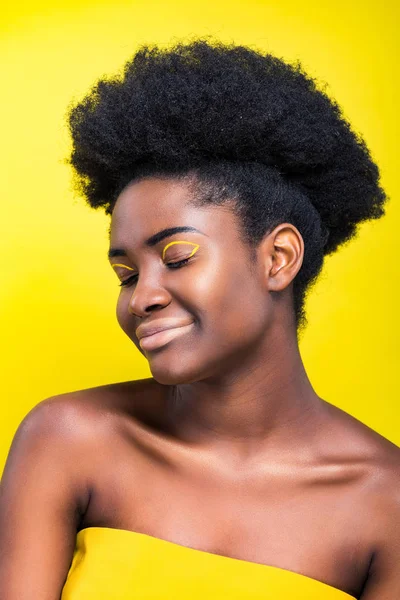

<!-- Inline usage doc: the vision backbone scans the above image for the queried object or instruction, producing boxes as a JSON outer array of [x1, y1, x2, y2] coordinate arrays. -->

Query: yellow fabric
[[61, 527, 356, 599]]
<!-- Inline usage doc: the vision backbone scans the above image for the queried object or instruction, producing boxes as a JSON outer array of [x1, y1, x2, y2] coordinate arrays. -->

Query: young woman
[[0, 40, 399, 600]]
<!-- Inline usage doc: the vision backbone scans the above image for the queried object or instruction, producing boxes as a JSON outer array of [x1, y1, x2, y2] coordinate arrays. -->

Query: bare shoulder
[[322, 399, 400, 519], [322, 399, 399, 464], [49, 377, 164, 423], [40, 377, 153, 411], [24, 377, 163, 444], [323, 408, 400, 597], [4, 378, 149, 473], [0, 380, 159, 598]]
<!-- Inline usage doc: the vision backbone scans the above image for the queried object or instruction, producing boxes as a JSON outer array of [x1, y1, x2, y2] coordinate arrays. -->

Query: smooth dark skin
[[0, 177, 399, 599]]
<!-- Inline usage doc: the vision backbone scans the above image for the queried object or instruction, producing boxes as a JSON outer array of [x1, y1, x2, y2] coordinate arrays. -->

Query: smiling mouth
[[139, 323, 194, 351]]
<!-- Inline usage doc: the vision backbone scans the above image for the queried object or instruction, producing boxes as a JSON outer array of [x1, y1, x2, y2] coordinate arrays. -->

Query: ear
[[261, 223, 305, 292]]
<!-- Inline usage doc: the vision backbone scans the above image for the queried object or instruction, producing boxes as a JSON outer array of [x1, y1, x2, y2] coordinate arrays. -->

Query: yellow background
[[1, 0, 398, 474]]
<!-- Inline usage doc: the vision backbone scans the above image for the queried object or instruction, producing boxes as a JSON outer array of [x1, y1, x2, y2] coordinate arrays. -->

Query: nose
[[128, 278, 171, 318]]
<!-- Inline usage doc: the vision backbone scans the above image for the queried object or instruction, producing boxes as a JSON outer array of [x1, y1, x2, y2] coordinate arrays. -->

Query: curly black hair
[[66, 39, 387, 332]]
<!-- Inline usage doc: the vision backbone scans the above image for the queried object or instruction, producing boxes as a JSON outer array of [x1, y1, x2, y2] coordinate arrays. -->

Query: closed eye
[[118, 257, 191, 288]]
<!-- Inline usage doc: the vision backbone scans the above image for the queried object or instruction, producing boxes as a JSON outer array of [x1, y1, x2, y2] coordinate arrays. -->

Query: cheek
[[116, 294, 127, 331], [194, 261, 268, 339], [115, 294, 141, 349]]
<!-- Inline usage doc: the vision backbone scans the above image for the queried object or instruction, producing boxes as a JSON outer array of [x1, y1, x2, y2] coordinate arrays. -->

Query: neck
[[165, 321, 328, 464]]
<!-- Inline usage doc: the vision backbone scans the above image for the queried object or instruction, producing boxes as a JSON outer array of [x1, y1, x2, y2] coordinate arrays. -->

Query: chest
[[82, 443, 371, 598]]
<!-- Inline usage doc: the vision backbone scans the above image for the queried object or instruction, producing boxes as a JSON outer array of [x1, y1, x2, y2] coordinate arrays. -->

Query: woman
[[0, 40, 398, 599]]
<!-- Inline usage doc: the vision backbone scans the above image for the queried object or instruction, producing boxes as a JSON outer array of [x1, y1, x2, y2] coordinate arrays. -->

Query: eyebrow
[[108, 226, 205, 259]]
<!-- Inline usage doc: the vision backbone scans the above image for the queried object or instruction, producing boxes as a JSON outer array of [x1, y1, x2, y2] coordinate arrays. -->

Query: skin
[[0, 176, 399, 599]]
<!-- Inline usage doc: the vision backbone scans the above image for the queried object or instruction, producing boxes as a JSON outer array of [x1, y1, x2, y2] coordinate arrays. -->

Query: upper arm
[[360, 462, 400, 599], [0, 397, 91, 600]]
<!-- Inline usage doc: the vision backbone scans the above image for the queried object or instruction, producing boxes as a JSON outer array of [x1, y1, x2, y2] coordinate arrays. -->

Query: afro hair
[[66, 39, 387, 332]]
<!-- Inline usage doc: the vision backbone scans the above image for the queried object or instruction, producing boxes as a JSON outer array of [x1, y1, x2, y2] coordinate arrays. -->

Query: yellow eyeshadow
[[112, 263, 135, 271], [111, 241, 200, 274], [162, 240, 200, 261]]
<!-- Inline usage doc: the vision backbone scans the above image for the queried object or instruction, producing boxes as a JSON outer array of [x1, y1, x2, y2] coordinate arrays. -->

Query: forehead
[[109, 177, 239, 246]]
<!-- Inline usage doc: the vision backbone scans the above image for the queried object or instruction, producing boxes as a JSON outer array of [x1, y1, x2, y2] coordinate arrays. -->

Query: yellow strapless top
[[61, 527, 356, 599]]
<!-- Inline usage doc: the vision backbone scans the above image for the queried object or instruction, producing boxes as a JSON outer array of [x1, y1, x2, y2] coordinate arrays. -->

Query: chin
[[145, 347, 211, 386], [147, 369, 195, 386], [148, 361, 201, 386]]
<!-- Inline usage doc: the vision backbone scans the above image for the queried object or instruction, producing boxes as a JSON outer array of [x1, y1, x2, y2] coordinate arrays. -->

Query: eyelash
[[118, 257, 191, 288]]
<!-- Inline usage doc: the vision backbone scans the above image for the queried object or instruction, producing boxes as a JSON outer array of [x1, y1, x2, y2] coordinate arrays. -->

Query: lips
[[136, 319, 194, 341], [139, 322, 194, 351]]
